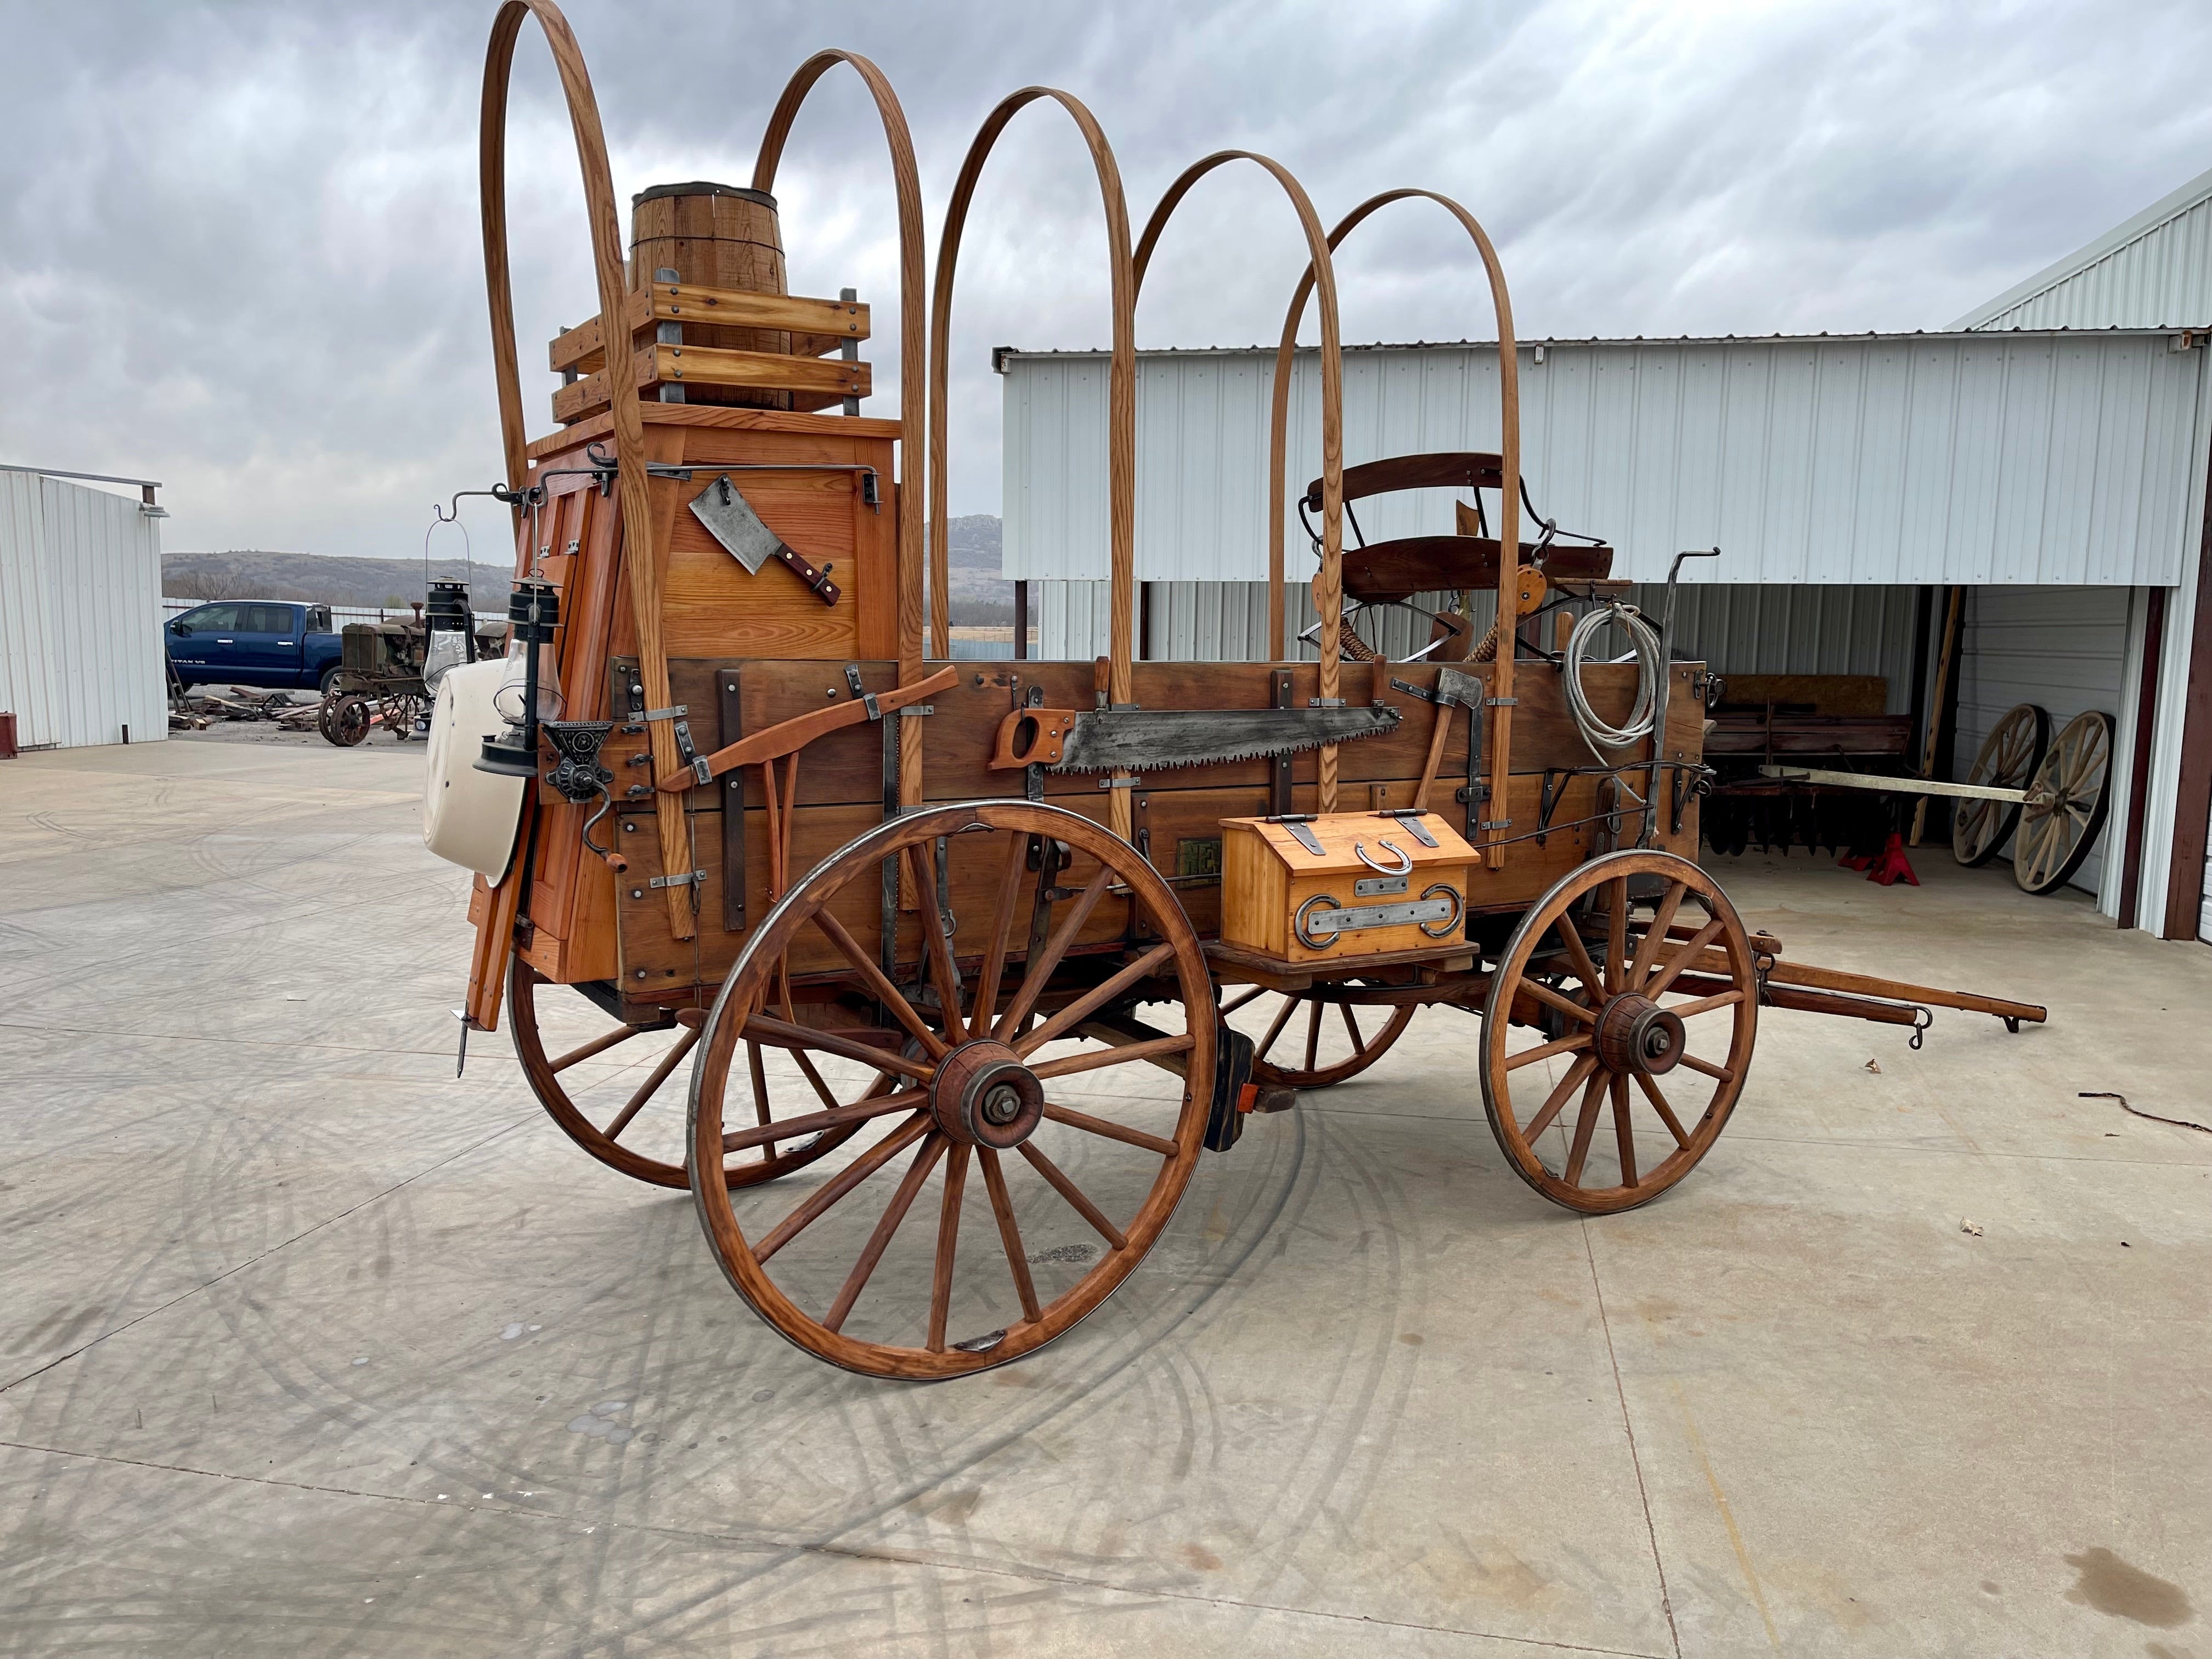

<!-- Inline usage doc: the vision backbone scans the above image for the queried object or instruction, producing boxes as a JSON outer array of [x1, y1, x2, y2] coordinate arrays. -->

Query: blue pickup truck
[[165, 600, 345, 693]]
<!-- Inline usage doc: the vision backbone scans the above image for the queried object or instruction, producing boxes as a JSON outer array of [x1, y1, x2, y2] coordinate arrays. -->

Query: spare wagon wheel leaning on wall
[[1953, 702, 2049, 867], [686, 802, 1217, 1380], [2013, 710, 2115, 896]]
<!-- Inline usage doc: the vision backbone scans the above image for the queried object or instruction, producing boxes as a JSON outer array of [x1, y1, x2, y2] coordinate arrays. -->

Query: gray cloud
[[2, 0, 2207, 567]]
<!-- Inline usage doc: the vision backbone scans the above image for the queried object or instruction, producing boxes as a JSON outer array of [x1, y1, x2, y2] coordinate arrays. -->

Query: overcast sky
[[3, 0, 2209, 567]]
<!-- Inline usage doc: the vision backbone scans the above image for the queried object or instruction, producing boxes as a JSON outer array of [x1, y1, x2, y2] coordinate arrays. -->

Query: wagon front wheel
[[1480, 850, 1757, 1215], [1228, 986, 1415, 1088], [689, 800, 1216, 1379]]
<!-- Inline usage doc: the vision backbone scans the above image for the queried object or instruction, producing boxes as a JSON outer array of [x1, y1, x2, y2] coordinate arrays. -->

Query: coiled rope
[[1562, 601, 1663, 762]]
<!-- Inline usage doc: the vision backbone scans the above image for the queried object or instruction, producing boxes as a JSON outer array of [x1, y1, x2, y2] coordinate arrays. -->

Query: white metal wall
[[1953, 164, 2212, 332], [1953, 587, 2133, 903], [0, 474, 167, 750], [1003, 332, 2208, 589]]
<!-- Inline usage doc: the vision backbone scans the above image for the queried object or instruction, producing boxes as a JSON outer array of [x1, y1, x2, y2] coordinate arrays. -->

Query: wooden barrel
[[629, 180, 789, 407]]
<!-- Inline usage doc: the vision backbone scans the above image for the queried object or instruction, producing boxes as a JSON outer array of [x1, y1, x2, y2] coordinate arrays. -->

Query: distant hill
[[163, 550, 508, 610], [167, 514, 1016, 622]]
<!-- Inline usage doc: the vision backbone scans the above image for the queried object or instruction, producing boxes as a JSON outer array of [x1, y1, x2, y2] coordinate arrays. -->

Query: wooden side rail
[[550, 281, 870, 374], [553, 342, 870, 423]]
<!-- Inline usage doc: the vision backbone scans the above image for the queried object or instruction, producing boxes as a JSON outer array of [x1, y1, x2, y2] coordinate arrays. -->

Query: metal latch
[[844, 663, 883, 720], [648, 869, 706, 889]]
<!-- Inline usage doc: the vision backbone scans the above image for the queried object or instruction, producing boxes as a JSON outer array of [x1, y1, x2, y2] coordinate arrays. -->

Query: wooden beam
[[2117, 584, 2166, 932], [549, 283, 870, 374], [2164, 435, 2212, 937], [553, 342, 870, 424]]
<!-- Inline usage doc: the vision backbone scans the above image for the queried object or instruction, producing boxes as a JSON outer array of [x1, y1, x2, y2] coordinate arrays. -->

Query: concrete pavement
[[1, 735, 2206, 1657]]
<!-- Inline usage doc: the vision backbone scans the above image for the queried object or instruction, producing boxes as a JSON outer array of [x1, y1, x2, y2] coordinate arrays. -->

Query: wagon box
[[1220, 811, 1477, 962]]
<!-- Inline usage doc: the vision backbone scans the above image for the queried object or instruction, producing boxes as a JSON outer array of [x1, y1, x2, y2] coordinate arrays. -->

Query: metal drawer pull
[[1354, 838, 1412, 876]]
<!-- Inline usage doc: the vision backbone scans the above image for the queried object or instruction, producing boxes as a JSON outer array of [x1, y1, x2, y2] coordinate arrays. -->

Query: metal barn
[[997, 172, 2212, 939], [0, 466, 171, 752]]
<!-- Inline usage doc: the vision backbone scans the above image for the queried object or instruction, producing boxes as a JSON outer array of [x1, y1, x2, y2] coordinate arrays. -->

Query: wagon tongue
[[1052, 704, 1400, 773]]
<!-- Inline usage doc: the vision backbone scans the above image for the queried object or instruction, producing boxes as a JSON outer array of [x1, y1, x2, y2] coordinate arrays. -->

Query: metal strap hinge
[[649, 870, 706, 889]]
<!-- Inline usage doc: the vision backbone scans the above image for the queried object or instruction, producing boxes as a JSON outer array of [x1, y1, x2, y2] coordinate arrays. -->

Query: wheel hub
[[1595, 993, 1686, 1077], [932, 1039, 1045, 1149]]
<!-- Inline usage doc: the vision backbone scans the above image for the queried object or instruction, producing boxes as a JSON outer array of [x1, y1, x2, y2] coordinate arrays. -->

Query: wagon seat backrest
[[1298, 451, 1614, 660]]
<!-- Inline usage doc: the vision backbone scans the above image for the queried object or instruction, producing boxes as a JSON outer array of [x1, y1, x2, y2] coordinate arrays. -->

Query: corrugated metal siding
[[1953, 586, 2131, 903], [0, 475, 166, 749], [1040, 578, 1921, 705], [1003, 332, 2207, 589], [1955, 166, 2212, 332], [0, 473, 60, 746]]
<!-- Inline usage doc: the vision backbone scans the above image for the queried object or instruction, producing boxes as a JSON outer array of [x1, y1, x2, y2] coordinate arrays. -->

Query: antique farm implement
[[426, 1, 2048, 1379]]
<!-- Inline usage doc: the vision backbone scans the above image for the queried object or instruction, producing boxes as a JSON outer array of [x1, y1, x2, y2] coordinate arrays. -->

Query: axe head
[[1434, 666, 1486, 710]]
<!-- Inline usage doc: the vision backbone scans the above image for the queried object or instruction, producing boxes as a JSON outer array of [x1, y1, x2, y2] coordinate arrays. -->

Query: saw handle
[[989, 707, 1079, 770]]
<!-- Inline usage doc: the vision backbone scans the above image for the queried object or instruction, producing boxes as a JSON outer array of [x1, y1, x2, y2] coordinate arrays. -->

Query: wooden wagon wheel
[[508, 959, 861, 1192], [2013, 710, 2114, 896], [1953, 702, 2047, 867], [1480, 849, 1757, 1215], [1228, 985, 1416, 1088], [688, 800, 1215, 1379]]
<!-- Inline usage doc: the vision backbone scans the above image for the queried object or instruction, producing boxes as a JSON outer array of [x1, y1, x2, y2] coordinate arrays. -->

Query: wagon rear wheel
[[509, 958, 859, 1190], [1227, 985, 1415, 1088], [1480, 850, 1756, 1215], [689, 800, 1215, 1379], [2013, 710, 2113, 896], [1953, 702, 2046, 867]]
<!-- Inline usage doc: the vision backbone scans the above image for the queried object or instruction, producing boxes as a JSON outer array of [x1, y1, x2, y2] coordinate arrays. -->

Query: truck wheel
[[319, 665, 342, 696]]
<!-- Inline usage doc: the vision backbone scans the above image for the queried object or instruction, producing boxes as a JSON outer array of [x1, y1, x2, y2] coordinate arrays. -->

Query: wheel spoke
[[1523, 1052, 1599, 1139], [823, 1133, 947, 1335], [1017, 1141, 1127, 1250], [743, 1013, 933, 1081], [1030, 1032, 1194, 1081], [1520, 978, 1597, 1025], [970, 832, 1034, 1037], [1505, 1030, 1592, 1071], [1219, 985, 1267, 1015], [977, 1147, 1042, 1323], [754, 1111, 930, 1263], [1303, 998, 1324, 1072], [927, 1144, 970, 1352], [1634, 1072, 1691, 1148], [1611, 1073, 1637, 1188], [549, 1023, 651, 1074], [810, 907, 949, 1060], [1645, 918, 1725, 998], [1339, 1002, 1366, 1054], [1549, 913, 1606, 995], [601, 1024, 699, 1142], [907, 842, 969, 1045], [1042, 1101, 1180, 1157], [1677, 1052, 1734, 1082], [1255, 993, 1299, 1060], [1628, 880, 1688, 988], [1605, 877, 1628, 994], [1014, 941, 1177, 1057], [1664, 989, 1743, 1020], [744, 1040, 776, 1160], [1564, 1070, 1607, 1186], [721, 1083, 926, 1154], [994, 865, 1114, 1040]]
